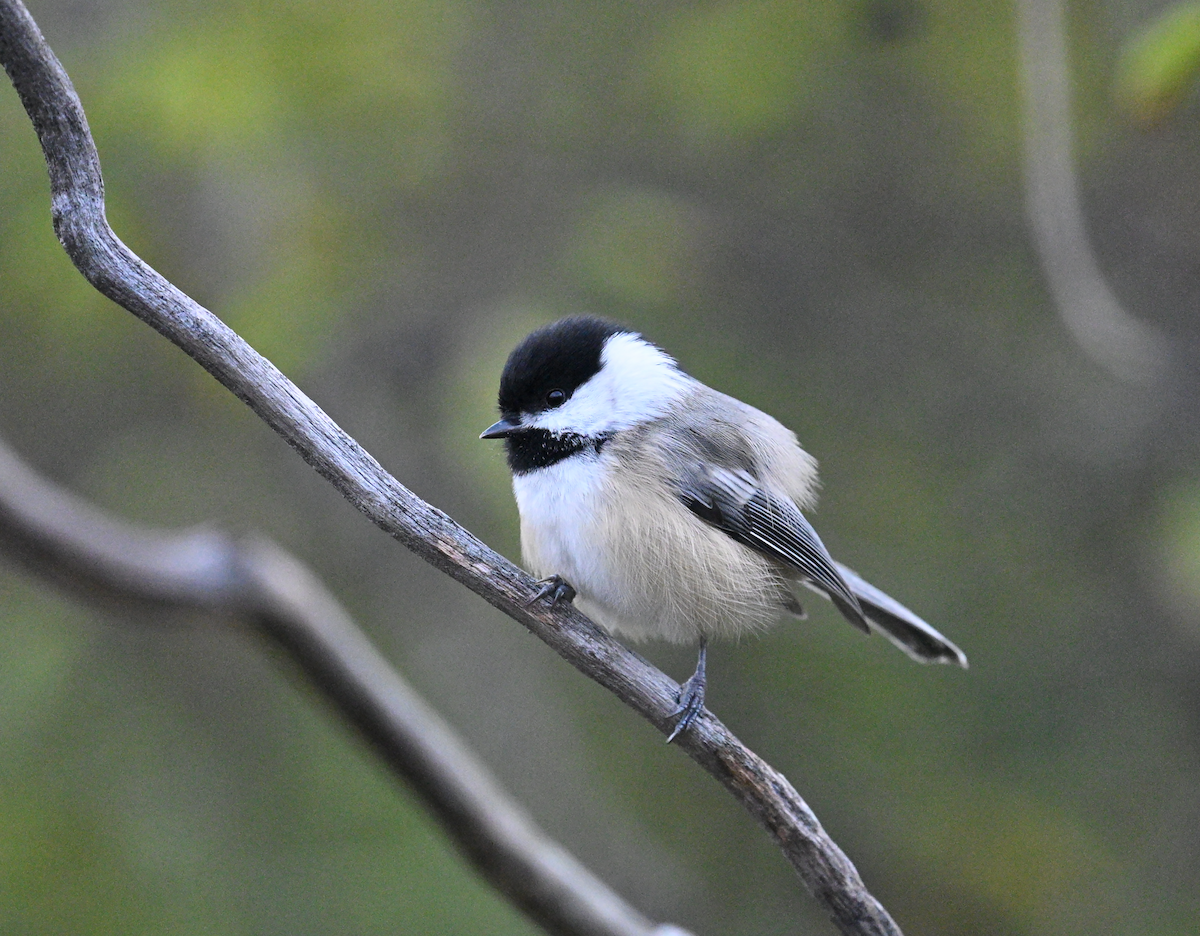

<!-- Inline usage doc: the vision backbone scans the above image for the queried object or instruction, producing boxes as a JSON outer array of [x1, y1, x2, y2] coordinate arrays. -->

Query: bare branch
[[1015, 0, 1169, 385], [0, 437, 686, 936], [0, 3, 902, 934]]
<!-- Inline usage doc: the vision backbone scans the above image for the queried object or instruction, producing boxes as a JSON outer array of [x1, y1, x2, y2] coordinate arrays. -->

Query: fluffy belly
[[514, 460, 789, 644]]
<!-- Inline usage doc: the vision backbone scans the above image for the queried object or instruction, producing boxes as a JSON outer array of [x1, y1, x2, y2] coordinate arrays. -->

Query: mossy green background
[[3, 0, 1200, 933]]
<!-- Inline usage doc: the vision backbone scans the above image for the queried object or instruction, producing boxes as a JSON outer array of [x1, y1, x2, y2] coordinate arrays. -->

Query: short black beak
[[480, 416, 522, 439]]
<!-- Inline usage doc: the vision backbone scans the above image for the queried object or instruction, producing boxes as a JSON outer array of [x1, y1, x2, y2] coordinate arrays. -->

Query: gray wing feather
[[678, 464, 968, 666], [833, 562, 968, 667], [678, 466, 870, 633]]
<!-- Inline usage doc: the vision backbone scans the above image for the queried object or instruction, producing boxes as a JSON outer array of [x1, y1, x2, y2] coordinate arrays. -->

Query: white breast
[[512, 452, 614, 601], [513, 442, 790, 645]]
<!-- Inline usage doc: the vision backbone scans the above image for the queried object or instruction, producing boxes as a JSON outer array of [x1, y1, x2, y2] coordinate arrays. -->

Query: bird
[[481, 316, 967, 741]]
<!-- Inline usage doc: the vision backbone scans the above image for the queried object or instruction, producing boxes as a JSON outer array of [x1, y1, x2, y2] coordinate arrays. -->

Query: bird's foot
[[666, 637, 708, 744], [525, 574, 576, 608], [666, 673, 706, 744]]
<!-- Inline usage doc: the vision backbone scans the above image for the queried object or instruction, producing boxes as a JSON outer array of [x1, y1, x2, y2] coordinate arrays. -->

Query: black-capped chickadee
[[482, 317, 967, 741]]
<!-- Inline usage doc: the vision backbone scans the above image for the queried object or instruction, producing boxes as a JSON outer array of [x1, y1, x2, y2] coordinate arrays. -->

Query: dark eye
[[546, 389, 567, 408]]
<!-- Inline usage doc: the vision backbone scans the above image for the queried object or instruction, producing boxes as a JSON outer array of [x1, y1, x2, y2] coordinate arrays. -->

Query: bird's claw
[[666, 675, 706, 744], [525, 575, 576, 608], [666, 637, 708, 744]]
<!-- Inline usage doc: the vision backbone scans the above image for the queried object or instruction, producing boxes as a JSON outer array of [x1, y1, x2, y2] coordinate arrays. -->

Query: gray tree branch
[[0, 2, 902, 933], [0, 437, 685, 936]]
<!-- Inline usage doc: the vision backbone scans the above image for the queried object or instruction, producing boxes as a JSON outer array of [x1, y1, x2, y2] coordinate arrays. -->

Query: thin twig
[[0, 3, 902, 933], [1015, 0, 1169, 385], [0, 439, 685, 936]]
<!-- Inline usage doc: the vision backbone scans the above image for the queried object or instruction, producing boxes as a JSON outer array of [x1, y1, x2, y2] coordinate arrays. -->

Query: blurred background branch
[[0, 434, 686, 936], [1015, 0, 1169, 385]]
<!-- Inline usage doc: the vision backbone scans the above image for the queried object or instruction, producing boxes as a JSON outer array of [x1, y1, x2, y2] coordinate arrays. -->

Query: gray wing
[[677, 465, 871, 634], [833, 563, 968, 667], [678, 464, 969, 667]]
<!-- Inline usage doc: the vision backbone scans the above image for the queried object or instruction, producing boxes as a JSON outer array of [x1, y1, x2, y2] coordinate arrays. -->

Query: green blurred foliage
[[2, 0, 1200, 934], [1116, 1, 1200, 126], [569, 187, 706, 306], [1154, 481, 1200, 625], [646, 0, 843, 140]]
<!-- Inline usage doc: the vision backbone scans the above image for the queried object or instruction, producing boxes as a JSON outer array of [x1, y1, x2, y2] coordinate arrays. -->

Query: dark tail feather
[[833, 562, 968, 668]]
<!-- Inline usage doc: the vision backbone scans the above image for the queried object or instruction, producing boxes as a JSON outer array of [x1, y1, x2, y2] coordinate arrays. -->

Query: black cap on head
[[498, 316, 630, 417]]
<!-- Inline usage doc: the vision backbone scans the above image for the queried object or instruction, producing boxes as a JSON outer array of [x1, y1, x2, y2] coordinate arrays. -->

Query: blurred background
[[2, 0, 1200, 933]]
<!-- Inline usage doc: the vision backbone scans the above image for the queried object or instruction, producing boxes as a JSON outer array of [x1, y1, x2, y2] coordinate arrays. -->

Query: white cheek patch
[[530, 332, 694, 436]]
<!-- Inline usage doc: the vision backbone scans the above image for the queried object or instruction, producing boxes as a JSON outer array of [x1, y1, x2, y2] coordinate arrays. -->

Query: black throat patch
[[506, 429, 611, 474]]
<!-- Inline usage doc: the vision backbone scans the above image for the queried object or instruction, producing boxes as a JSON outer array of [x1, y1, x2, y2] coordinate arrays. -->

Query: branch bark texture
[[0, 438, 682, 936], [0, 3, 902, 934]]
